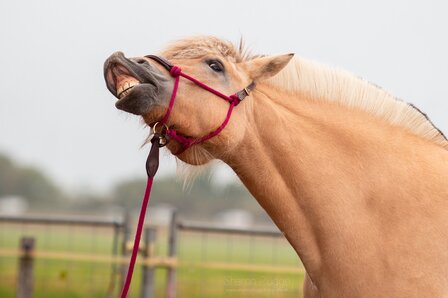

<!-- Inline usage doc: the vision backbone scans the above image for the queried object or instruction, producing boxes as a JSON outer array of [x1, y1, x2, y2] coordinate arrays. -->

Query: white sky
[[0, 0, 447, 192]]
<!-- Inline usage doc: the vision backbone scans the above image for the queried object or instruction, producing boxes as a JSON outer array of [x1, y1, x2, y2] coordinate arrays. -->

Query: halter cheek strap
[[145, 55, 255, 154]]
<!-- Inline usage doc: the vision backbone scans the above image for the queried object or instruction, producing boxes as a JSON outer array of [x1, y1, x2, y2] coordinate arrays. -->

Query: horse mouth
[[104, 61, 141, 102], [104, 52, 164, 115]]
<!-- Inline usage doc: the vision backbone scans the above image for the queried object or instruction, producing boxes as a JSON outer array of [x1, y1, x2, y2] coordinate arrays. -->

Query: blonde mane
[[267, 56, 448, 149]]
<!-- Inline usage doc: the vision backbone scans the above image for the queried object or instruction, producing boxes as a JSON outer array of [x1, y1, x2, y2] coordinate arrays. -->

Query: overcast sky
[[0, 0, 447, 192]]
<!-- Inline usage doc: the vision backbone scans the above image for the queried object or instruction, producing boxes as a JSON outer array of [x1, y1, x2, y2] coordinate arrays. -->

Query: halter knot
[[170, 66, 182, 77], [229, 94, 240, 106]]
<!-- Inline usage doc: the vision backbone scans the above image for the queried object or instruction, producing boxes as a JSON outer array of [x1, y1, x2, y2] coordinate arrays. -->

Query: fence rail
[[0, 214, 123, 227], [177, 220, 285, 237]]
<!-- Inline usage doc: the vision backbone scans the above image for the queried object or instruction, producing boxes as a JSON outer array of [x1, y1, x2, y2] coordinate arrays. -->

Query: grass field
[[0, 221, 304, 297]]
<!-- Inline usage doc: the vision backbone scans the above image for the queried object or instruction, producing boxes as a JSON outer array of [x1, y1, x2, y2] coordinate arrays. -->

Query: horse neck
[[222, 83, 443, 280]]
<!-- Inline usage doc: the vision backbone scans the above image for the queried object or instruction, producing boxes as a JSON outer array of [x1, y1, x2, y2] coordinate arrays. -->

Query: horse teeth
[[117, 80, 140, 98]]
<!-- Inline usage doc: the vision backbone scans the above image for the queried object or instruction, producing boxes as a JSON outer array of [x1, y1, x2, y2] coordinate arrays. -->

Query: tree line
[[0, 153, 270, 223]]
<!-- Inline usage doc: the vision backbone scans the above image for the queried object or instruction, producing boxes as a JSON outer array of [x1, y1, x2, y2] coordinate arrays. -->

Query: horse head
[[104, 36, 293, 164]]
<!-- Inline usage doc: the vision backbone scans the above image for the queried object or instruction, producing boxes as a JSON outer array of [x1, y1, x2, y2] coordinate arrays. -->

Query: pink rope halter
[[146, 54, 255, 154], [119, 55, 255, 298]]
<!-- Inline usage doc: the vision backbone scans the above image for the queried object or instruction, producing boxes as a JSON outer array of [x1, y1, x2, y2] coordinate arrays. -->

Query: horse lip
[[104, 52, 124, 97], [104, 52, 141, 98]]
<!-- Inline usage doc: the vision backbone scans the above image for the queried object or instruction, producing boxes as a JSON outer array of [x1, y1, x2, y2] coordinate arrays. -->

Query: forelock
[[160, 36, 256, 63]]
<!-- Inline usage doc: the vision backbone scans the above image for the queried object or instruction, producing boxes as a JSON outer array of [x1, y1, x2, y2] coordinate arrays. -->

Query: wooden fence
[[0, 211, 303, 297]]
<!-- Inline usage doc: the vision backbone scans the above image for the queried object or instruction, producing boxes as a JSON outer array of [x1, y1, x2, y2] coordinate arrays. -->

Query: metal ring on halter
[[151, 122, 170, 147], [152, 122, 169, 135]]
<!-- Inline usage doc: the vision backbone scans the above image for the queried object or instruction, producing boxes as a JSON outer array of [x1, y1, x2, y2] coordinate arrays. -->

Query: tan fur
[[141, 36, 448, 297]]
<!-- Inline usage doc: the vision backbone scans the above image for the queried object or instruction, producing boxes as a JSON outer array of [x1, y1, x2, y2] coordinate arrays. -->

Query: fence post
[[141, 226, 157, 298], [106, 221, 122, 298], [166, 210, 177, 298], [17, 237, 35, 298], [120, 210, 132, 289]]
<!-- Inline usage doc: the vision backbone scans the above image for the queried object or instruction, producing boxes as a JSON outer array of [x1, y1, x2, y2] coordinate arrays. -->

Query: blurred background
[[1, 0, 447, 297]]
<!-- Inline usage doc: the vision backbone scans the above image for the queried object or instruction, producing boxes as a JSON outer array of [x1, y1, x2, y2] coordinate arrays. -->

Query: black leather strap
[[235, 81, 256, 101], [146, 134, 161, 177], [145, 55, 173, 72]]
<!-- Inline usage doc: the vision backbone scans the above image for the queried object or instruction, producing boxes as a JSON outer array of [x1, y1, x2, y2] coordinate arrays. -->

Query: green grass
[[0, 223, 304, 297]]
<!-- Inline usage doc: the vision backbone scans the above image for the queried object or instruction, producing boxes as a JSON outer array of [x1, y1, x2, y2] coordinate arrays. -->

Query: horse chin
[[171, 144, 214, 165]]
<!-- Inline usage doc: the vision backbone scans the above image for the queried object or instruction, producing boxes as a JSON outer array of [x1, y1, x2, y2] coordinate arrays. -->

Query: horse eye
[[207, 60, 224, 72]]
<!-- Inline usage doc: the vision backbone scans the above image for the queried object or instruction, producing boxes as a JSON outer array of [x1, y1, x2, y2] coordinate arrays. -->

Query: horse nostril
[[135, 58, 148, 65]]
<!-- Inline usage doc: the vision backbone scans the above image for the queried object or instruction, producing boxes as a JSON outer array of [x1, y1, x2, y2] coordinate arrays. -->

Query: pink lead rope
[[120, 135, 160, 298], [119, 56, 255, 297], [119, 178, 153, 297]]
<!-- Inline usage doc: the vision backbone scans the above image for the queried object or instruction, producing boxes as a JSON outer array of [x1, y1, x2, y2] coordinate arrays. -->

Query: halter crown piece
[[119, 55, 256, 298]]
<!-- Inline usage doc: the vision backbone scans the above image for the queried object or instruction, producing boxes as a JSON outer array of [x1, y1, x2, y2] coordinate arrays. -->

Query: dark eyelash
[[206, 59, 225, 72]]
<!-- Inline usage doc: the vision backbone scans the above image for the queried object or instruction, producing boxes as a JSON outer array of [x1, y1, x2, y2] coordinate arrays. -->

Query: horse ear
[[244, 53, 294, 81]]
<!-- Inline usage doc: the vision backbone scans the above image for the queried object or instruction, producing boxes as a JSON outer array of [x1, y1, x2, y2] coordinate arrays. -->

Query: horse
[[104, 36, 448, 297]]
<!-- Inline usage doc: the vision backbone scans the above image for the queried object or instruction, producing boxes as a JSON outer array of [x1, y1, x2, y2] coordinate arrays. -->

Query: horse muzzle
[[103, 51, 170, 115]]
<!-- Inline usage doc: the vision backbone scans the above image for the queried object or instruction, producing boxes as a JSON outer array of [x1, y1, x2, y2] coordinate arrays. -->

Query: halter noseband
[[145, 54, 255, 154]]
